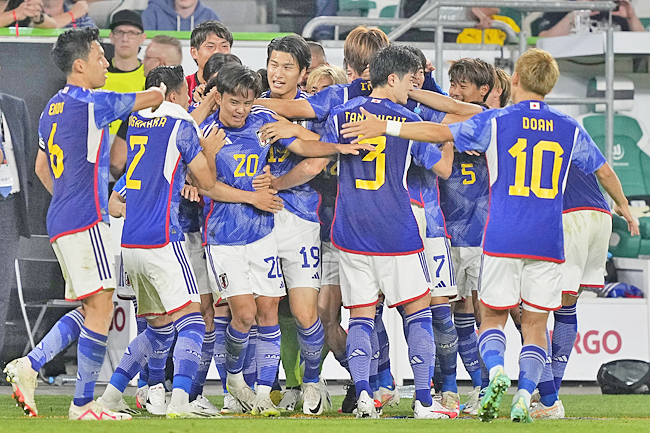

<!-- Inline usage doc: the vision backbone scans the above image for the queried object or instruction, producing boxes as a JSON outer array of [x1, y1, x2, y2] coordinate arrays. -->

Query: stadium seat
[[338, 0, 377, 16], [610, 214, 641, 258]]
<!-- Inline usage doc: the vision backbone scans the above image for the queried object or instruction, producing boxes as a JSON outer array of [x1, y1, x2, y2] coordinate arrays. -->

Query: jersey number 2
[[355, 136, 386, 190], [126, 136, 148, 190], [508, 138, 563, 200]]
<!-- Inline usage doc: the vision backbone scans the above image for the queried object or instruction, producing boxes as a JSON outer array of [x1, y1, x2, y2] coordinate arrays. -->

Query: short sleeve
[[308, 85, 343, 122], [92, 91, 136, 129], [176, 121, 203, 164], [320, 113, 340, 144], [571, 125, 606, 174], [38, 113, 46, 151], [411, 141, 442, 170], [113, 174, 127, 198], [418, 105, 446, 123], [448, 111, 496, 153]]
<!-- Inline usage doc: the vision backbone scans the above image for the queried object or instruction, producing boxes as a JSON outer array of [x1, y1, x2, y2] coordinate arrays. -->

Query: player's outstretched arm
[[341, 107, 454, 144], [259, 114, 320, 143], [108, 191, 126, 218], [287, 138, 375, 158], [199, 182, 284, 213], [410, 89, 482, 119], [595, 162, 640, 236], [272, 157, 330, 191], [253, 98, 316, 120], [35, 149, 53, 195], [132, 83, 166, 112], [432, 142, 454, 179]]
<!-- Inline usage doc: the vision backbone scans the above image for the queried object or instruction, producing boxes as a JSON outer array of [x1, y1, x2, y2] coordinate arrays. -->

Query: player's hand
[[249, 188, 284, 213], [181, 184, 200, 202], [259, 114, 299, 143], [425, 59, 435, 73], [335, 141, 376, 155], [465, 150, 481, 156], [252, 165, 274, 190], [200, 86, 218, 112], [202, 126, 227, 155], [150, 83, 166, 112], [341, 107, 386, 143], [193, 84, 206, 103], [614, 203, 640, 236]]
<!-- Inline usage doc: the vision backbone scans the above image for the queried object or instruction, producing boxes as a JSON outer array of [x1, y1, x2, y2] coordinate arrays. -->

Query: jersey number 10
[[508, 138, 564, 200]]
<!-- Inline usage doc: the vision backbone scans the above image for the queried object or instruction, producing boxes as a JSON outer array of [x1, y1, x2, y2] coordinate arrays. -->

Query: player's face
[[217, 90, 254, 128], [309, 76, 333, 94], [300, 52, 327, 89], [393, 72, 415, 105], [110, 25, 145, 59], [172, 81, 190, 111], [411, 68, 425, 90], [84, 41, 110, 89], [449, 78, 484, 103], [346, 64, 355, 83], [191, 34, 231, 70], [486, 85, 504, 109], [267, 50, 304, 99]]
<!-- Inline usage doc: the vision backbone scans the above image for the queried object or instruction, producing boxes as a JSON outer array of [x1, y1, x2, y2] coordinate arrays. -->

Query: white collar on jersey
[[138, 101, 202, 136]]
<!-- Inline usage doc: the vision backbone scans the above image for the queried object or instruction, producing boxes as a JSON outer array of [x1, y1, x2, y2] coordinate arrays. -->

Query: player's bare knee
[[562, 292, 578, 306]]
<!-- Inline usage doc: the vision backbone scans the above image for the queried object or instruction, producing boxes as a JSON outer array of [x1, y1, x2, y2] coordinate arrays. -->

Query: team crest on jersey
[[218, 273, 229, 290], [255, 129, 272, 148], [530, 102, 540, 110]]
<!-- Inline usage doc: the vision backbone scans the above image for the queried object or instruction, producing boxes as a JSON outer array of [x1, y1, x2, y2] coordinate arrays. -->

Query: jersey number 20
[[355, 136, 386, 191], [508, 138, 563, 199]]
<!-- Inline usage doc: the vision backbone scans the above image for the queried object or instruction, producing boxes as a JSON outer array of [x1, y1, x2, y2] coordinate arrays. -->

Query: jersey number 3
[[355, 136, 386, 191], [126, 136, 148, 190], [508, 138, 563, 199]]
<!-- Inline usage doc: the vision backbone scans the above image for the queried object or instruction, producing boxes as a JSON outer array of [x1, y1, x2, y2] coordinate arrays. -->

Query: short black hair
[[257, 69, 270, 93], [202, 53, 242, 82], [145, 65, 185, 97], [190, 20, 233, 49], [307, 41, 326, 61], [266, 35, 311, 72], [448, 58, 495, 102], [403, 45, 427, 71], [51, 27, 100, 75], [369, 45, 420, 88], [216, 64, 262, 99]]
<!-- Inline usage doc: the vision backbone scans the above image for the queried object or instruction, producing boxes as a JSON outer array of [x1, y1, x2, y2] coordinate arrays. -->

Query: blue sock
[[431, 304, 458, 393], [146, 324, 175, 386], [539, 330, 558, 406], [214, 317, 230, 393], [334, 351, 350, 372], [243, 326, 258, 388], [256, 325, 281, 388], [74, 326, 108, 407], [28, 309, 84, 372], [225, 324, 249, 374], [133, 300, 149, 388], [478, 328, 506, 376], [297, 318, 324, 383], [552, 304, 577, 391], [374, 303, 393, 389], [406, 308, 434, 406], [518, 344, 547, 395], [172, 313, 205, 394], [479, 352, 490, 389], [454, 312, 482, 388], [190, 328, 215, 399], [369, 325, 379, 392], [347, 317, 374, 398]]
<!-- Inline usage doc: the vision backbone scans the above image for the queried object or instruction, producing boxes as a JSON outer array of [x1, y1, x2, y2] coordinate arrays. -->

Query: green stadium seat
[[338, 0, 376, 15], [610, 214, 641, 258]]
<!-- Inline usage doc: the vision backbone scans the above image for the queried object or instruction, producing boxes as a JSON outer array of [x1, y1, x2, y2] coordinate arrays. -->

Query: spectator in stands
[[1, 0, 44, 27], [299, 41, 328, 90], [539, 0, 645, 37], [305, 64, 346, 94], [102, 10, 146, 136], [142, 0, 219, 31], [41, 0, 95, 28]]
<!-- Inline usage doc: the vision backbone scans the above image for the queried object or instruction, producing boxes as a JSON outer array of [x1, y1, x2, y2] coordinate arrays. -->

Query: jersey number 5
[[461, 163, 475, 185], [355, 136, 386, 190], [47, 123, 64, 178], [508, 138, 563, 199], [126, 136, 148, 190]]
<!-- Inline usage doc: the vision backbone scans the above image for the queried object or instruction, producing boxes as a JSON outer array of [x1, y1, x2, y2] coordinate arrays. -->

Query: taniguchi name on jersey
[[344, 111, 408, 123]]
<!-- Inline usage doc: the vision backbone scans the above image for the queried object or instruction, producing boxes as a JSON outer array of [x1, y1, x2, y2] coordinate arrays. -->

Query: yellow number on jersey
[[126, 136, 148, 190], [268, 147, 289, 163], [234, 154, 259, 177], [355, 136, 386, 191], [508, 138, 563, 199], [47, 123, 64, 178], [460, 163, 475, 185]]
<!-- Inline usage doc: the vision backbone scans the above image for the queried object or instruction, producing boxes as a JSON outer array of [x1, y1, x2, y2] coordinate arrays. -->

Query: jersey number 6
[[47, 123, 64, 178], [355, 136, 386, 191]]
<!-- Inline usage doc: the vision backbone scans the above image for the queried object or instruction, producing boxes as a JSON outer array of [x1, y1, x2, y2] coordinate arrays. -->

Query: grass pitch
[[1, 393, 649, 433]]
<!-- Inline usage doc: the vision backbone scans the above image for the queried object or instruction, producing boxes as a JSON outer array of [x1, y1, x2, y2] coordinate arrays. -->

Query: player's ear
[[167, 90, 177, 104], [479, 84, 490, 98], [215, 92, 223, 106], [190, 46, 199, 61], [72, 58, 85, 75]]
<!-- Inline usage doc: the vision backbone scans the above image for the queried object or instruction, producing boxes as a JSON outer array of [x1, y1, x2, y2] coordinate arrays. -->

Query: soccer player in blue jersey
[[4, 28, 164, 421], [341, 48, 636, 423], [198, 64, 370, 417], [322, 45, 459, 420], [96, 65, 225, 419]]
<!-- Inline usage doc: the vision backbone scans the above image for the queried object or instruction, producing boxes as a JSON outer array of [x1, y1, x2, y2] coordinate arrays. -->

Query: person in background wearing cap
[[142, 0, 219, 31], [102, 9, 147, 136]]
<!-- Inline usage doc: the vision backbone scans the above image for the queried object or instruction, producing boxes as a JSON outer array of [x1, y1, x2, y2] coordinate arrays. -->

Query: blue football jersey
[[201, 106, 296, 246], [439, 151, 489, 247], [563, 163, 610, 214], [114, 173, 127, 198], [308, 78, 372, 122], [449, 100, 607, 262], [406, 141, 443, 207], [260, 89, 320, 223], [423, 72, 448, 96], [409, 163, 448, 239], [309, 159, 337, 242], [38, 85, 135, 241], [121, 106, 203, 247], [405, 99, 447, 123], [324, 96, 440, 255]]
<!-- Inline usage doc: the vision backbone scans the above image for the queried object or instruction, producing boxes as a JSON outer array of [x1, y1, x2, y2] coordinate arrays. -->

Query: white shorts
[[412, 204, 426, 241], [275, 208, 321, 290], [339, 250, 430, 309], [479, 255, 562, 313], [52, 222, 116, 301], [122, 240, 200, 317], [205, 231, 285, 299], [451, 246, 482, 299], [424, 237, 457, 298], [185, 231, 212, 296], [561, 210, 612, 295], [321, 241, 340, 286]]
